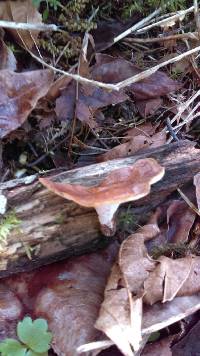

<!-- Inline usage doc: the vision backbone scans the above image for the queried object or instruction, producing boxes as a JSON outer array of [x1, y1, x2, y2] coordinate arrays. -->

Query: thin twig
[[0, 20, 59, 31], [29, 42, 200, 91], [116, 45, 200, 89], [165, 89, 200, 130], [166, 118, 179, 141], [114, 7, 162, 43], [177, 188, 200, 217], [172, 101, 200, 134], [137, 6, 194, 34], [125, 32, 199, 43], [28, 50, 118, 90]]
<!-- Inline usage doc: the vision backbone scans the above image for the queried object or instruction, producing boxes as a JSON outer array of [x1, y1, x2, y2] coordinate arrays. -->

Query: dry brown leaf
[[84, 293, 200, 355], [119, 234, 156, 294], [123, 123, 156, 140], [144, 256, 193, 305], [166, 200, 196, 243], [95, 215, 200, 356], [143, 293, 200, 335], [0, 0, 42, 49], [97, 136, 152, 162], [136, 98, 163, 117], [95, 263, 142, 356], [0, 69, 54, 138], [95, 222, 161, 355], [97, 124, 166, 162], [177, 256, 200, 296]]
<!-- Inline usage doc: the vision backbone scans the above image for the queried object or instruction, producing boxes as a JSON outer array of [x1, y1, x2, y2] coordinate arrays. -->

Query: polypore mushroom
[[39, 158, 164, 236]]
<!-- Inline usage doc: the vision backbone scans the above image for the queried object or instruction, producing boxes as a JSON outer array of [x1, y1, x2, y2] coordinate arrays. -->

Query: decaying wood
[[0, 140, 199, 277]]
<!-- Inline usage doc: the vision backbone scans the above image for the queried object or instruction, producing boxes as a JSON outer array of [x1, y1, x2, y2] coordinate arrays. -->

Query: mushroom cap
[[39, 158, 165, 207]]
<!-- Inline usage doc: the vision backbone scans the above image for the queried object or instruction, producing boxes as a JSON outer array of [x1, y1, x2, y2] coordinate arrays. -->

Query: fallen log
[[0, 140, 199, 277]]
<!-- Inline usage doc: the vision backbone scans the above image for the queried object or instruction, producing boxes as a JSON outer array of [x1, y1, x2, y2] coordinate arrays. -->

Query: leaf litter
[[1, 1, 200, 356]]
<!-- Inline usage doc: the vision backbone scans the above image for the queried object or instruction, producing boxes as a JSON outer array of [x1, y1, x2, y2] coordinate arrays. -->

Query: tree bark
[[0, 140, 199, 277]]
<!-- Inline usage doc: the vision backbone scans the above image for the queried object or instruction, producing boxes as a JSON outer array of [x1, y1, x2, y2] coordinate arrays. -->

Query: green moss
[[118, 206, 138, 232], [122, 0, 187, 18], [0, 211, 21, 245], [55, 212, 66, 224], [39, 0, 97, 66]]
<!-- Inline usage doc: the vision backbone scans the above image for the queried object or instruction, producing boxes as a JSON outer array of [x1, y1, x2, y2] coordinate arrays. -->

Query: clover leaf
[[0, 317, 52, 356], [26, 351, 48, 356], [0, 339, 27, 356], [17, 317, 52, 354]]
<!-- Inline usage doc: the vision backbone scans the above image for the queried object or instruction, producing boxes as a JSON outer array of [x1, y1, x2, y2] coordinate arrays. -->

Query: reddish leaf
[[0, 69, 54, 138], [93, 54, 180, 100], [56, 81, 127, 127], [35, 243, 118, 356], [0, 285, 23, 341]]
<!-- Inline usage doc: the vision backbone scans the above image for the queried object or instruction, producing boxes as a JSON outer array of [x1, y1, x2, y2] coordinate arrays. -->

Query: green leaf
[[0, 338, 27, 356], [148, 331, 160, 342], [17, 317, 52, 353], [26, 351, 48, 356], [32, 0, 41, 7], [42, 8, 49, 21]]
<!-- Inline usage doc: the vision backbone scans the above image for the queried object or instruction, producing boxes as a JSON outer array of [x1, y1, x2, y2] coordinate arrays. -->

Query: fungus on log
[[0, 141, 198, 277], [40, 158, 165, 236]]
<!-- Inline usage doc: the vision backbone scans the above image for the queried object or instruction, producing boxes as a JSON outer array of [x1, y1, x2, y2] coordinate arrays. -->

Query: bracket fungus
[[39, 158, 165, 236]]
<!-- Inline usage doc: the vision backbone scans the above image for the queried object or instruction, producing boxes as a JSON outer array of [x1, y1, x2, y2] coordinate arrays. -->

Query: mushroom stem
[[95, 203, 120, 237]]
